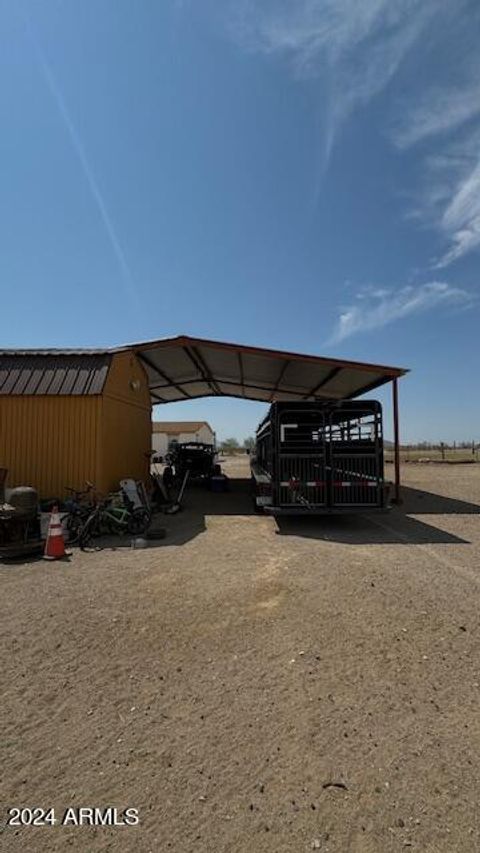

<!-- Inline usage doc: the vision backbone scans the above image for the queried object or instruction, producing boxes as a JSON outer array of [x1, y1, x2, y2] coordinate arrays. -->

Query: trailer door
[[327, 407, 383, 508], [277, 409, 327, 508]]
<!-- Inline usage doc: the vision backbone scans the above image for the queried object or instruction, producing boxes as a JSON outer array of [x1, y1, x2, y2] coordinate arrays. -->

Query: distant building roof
[[152, 421, 213, 435], [0, 353, 111, 396]]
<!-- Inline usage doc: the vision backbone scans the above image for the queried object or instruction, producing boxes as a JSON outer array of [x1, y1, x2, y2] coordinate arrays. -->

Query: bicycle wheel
[[79, 510, 100, 550], [127, 508, 151, 535], [66, 512, 81, 545]]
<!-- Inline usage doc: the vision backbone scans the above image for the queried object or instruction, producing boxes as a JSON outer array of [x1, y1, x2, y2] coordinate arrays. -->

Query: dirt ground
[[1, 458, 480, 853]]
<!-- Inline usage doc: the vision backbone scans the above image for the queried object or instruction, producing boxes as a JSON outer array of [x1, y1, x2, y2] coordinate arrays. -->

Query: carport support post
[[392, 378, 401, 504]]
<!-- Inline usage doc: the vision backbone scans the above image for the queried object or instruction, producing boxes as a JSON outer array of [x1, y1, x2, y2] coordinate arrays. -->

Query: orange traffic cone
[[43, 505, 67, 560]]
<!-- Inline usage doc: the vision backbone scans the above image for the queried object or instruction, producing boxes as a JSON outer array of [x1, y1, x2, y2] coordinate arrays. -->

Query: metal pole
[[392, 378, 401, 504]]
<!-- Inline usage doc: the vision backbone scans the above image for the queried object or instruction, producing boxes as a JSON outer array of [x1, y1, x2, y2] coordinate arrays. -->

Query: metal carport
[[120, 336, 408, 503]]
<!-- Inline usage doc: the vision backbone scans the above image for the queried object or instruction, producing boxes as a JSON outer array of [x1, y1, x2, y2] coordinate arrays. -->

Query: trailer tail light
[[258, 482, 272, 496]]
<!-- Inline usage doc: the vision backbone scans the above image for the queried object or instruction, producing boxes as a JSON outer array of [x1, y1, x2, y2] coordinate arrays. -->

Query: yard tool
[[146, 452, 170, 509], [164, 469, 189, 515]]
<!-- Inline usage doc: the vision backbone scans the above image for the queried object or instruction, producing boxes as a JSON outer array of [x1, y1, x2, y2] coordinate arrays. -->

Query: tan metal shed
[[0, 350, 151, 498]]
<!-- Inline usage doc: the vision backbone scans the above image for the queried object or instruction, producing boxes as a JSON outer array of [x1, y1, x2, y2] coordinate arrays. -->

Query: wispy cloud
[[389, 44, 480, 267], [403, 134, 480, 269], [435, 161, 480, 267], [328, 282, 474, 343], [228, 1, 480, 267], [393, 82, 480, 150], [229, 0, 437, 159], [21, 9, 138, 305]]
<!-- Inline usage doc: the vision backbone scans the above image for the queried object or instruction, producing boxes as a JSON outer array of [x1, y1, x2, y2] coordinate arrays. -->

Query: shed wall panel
[[0, 395, 101, 497], [99, 352, 151, 492], [99, 396, 151, 493]]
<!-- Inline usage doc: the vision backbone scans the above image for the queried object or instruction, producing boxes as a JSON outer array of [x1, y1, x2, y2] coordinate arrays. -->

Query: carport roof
[[0, 336, 408, 404], [118, 335, 408, 405]]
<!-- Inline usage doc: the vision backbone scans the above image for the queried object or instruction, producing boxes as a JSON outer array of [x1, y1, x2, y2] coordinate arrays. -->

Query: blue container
[[210, 476, 227, 493]]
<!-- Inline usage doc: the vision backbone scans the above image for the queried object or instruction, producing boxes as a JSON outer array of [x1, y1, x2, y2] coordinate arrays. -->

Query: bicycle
[[79, 493, 151, 550], [65, 481, 95, 503], [64, 482, 96, 544]]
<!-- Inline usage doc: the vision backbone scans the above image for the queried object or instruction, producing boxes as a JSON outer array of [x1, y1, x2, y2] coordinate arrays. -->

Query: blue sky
[[1, 0, 479, 442]]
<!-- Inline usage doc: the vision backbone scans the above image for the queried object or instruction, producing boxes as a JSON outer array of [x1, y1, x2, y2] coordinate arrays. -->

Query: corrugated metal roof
[[152, 421, 213, 434], [0, 336, 408, 403], [0, 354, 111, 396], [0, 348, 111, 356], [129, 336, 408, 405]]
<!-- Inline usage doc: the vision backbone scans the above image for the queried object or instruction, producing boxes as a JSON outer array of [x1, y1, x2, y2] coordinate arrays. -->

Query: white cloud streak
[[229, 1, 480, 267], [388, 36, 480, 267], [328, 282, 474, 343], [230, 0, 436, 157], [393, 84, 480, 149], [22, 10, 138, 305], [390, 62, 480, 268], [435, 161, 480, 267], [405, 134, 480, 269]]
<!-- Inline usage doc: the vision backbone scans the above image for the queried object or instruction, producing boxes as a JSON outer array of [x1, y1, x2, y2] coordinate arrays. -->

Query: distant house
[[152, 421, 215, 457]]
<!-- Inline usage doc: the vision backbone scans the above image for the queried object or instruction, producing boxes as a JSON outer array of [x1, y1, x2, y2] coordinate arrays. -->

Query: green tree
[[221, 437, 240, 454]]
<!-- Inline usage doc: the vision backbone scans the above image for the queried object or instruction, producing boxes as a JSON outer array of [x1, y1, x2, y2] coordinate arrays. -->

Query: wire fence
[[384, 445, 479, 464]]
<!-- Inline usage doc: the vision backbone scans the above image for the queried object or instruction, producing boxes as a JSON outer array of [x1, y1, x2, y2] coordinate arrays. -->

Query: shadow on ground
[[159, 478, 477, 547], [275, 512, 468, 545], [4, 479, 476, 562]]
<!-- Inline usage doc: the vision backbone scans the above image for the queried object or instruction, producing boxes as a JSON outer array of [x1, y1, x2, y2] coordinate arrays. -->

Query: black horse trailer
[[251, 400, 389, 514]]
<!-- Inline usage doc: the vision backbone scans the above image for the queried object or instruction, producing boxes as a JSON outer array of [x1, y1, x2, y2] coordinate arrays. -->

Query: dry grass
[[385, 448, 479, 464]]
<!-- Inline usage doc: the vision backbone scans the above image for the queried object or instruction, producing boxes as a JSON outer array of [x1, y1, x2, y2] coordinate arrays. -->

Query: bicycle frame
[[101, 504, 131, 532], [79, 490, 151, 549]]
